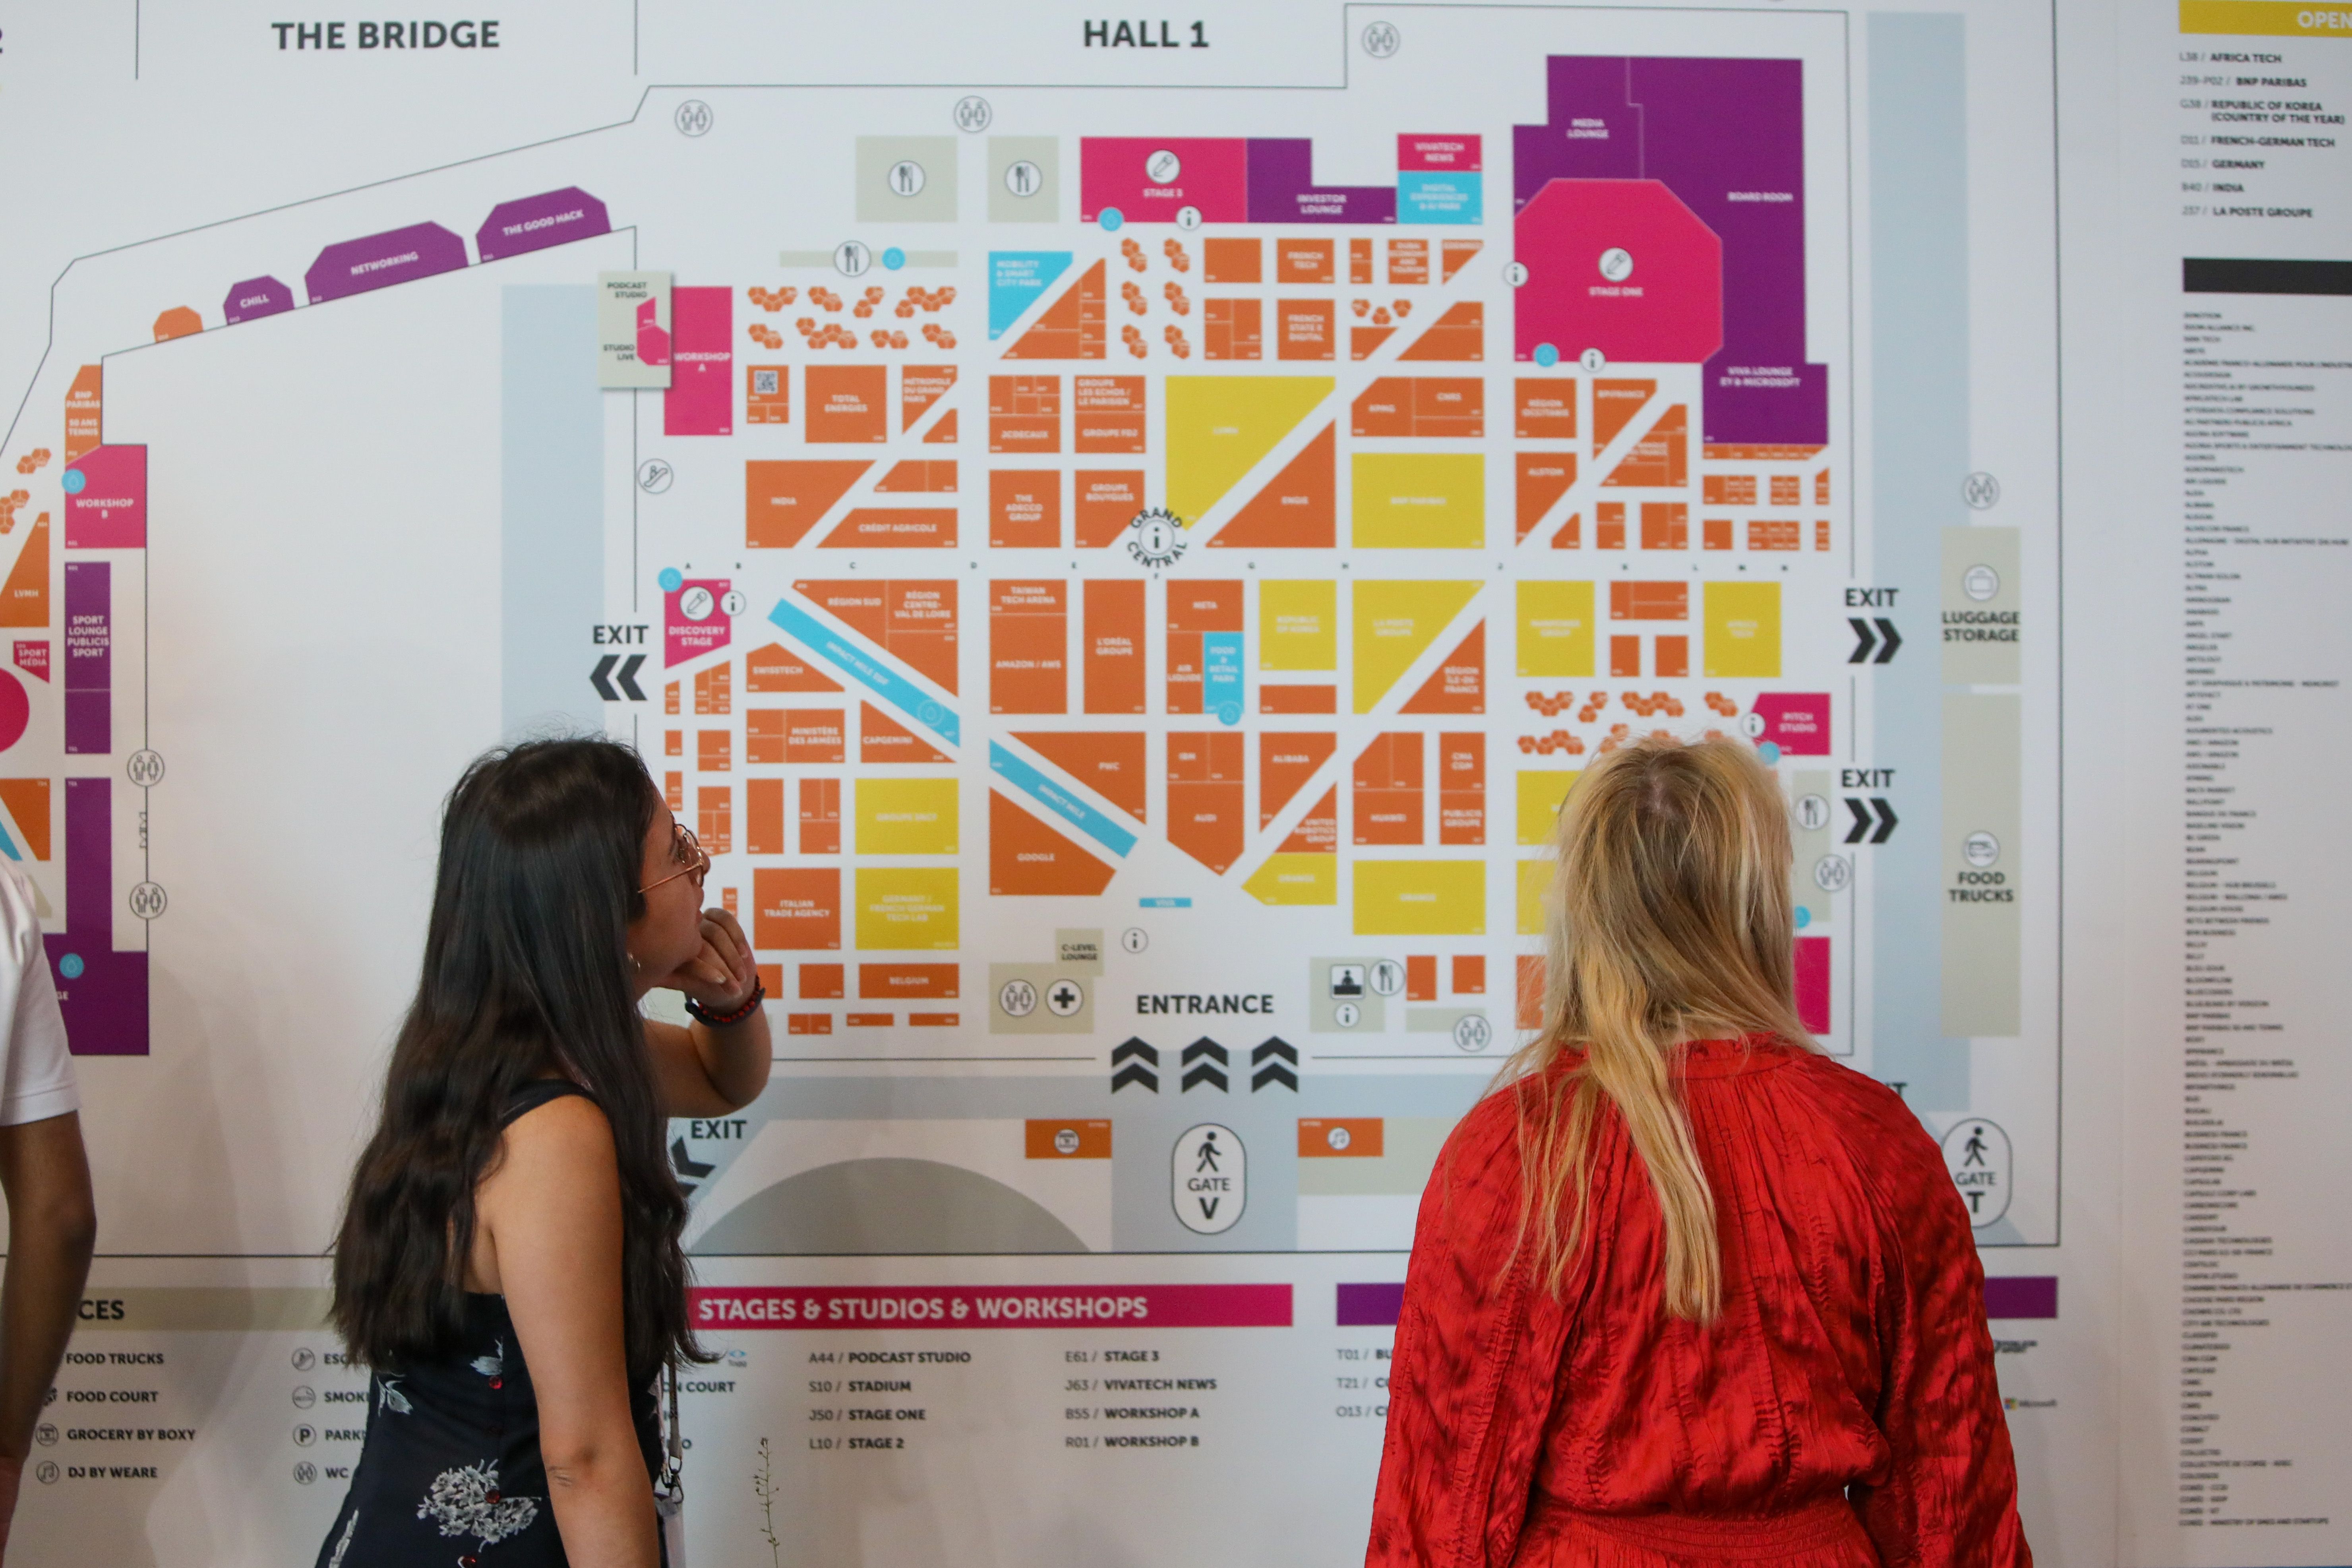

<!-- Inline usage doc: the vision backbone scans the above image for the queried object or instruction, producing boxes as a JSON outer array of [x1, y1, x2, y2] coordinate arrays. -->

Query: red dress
[[1367, 1037, 2031, 1568]]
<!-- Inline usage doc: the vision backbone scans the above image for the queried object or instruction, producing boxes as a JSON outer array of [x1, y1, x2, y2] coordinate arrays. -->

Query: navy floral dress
[[315, 1082, 664, 1566]]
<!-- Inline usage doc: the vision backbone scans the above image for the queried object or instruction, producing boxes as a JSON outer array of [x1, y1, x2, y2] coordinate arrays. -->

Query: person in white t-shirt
[[0, 863, 95, 1560]]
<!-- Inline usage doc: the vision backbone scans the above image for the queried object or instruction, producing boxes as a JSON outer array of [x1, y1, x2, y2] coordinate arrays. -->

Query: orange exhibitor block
[[1350, 238, 1374, 284], [1004, 259, 1107, 360], [153, 307, 201, 342], [805, 366, 889, 443], [0, 780, 49, 860], [859, 704, 952, 765], [1082, 579, 1147, 714], [1515, 454, 1575, 544], [1260, 732, 1338, 826], [989, 375, 1063, 453], [664, 772, 683, 811], [784, 710, 847, 764], [1610, 635, 1642, 678], [1282, 786, 1339, 853], [1703, 474, 1758, 506], [1399, 302, 1483, 362], [744, 641, 842, 693], [1655, 635, 1690, 679], [1277, 238, 1335, 285], [1212, 425, 1335, 549], [1402, 621, 1487, 715], [1015, 731, 1148, 821], [875, 460, 957, 493], [1639, 502, 1688, 551], [1075, 470, 1144, 548], [1353, 732, 1424, 846], [860, 964, 960, 1001], [1593, 379, 1656, 447], [693, 663, 733, 715], [799, 778, 842, 852], [990, 580, 1069, 714], [1165, 581, 1241, 715], [990, 791, 1117, 895], [1405, 956, 1439, 1002], [990, 470, 1062, 548], [746, 460, 871, 549], [821, 507, 957, 548], [697, 785, 733, 855], [792, 579, 959, 693], [746, 365, 790, 424], [787, 1014, 834, 1036], [1388, 239, 1429, 285], [1166, 732, 1245, 874], [755, 867, 840, 950], [1516, 380, 1576, 440], [1605, 405, 1688, 488], [902, 365, 957, 430], [1703, 519, 1735, 551], [1438, 732, 1485, 846], [1610, 581, 1689, 621], [799, 963, 846, 1000], [1027, 1119, 1113, 1158], [1203, 239, 1262, 283], [0, 513, 49, 627], [1440, 239, 1483, 281], [63, 367, 102, 463], [1204, 299, 1263, 361], [747, 777, 785, 854], [1771, 474, 1803, 506], [1276, 301, 1336, 361], [1452, 954, 1486, 995], [698, 730, 732, 773], [1260, 685, 1338, 714], [1596, 501, 1626, 550], [1074, 377, 1146, 453]]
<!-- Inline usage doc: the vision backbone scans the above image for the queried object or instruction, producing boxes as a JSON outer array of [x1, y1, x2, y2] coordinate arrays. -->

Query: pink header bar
[[691, 1283, 1293, 1331], [1399, 135, 1481, 172]]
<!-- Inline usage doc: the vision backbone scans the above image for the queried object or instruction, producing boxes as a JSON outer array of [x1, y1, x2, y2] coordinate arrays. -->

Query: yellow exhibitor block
[[1516, 581, 1596, 678], [1244, 852, 1338, 906], [1518, 858, 1554, 936], [1703, 581, 1782, 678], [1516, 770, 1580, 846], [1354, 860, 1485, 935], [1259, 580, 1338, 671], [1165, 376, 1333, 526], [855, 777, 960, 855], [855, 867, 960, 950], [1350, 453, 1484, 549], [1352, 580, 1480, 712]]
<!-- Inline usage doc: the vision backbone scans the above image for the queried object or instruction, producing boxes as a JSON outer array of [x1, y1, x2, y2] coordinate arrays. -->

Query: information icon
[[1176, 205, 1203, 231]]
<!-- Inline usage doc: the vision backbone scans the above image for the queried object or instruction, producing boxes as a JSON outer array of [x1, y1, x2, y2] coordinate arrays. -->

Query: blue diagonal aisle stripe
[[988, 742, 1139, 858], [766, 599, 961, 749]]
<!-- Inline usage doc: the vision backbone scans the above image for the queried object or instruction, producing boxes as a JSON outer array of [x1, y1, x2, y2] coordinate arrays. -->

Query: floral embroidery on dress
[[325, 1507, 359, 1568], [470, 1343, 505, 1381], [377, 1376, 413, 1416], [417, 1461, 539, 1549]]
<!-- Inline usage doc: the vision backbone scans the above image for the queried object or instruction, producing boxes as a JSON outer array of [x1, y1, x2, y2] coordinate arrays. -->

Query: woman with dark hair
[[316, 738, 771, 1567]]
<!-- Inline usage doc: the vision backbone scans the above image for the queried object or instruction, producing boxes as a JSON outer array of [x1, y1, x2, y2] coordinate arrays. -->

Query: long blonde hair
[[1506, 736, 1814, 1322]]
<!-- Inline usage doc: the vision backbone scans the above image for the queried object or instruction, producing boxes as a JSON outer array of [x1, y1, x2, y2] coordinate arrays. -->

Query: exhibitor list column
[[2177, 291, 2352, 1532]]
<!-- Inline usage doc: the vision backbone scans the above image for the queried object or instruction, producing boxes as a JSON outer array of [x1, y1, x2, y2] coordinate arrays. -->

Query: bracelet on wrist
[[685, 978, 765, 1028]]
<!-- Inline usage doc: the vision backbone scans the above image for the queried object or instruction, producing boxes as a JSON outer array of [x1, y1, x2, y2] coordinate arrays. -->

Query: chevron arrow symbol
[[591, 652, 648, 702], [1111, 1061, 1160, 1093], [1111, 1037, 1160, 1093], [1869, 618, 1901, 663], [1251, 1061, 1299, 1092], [1867, 796, 1899, 843], [1181, 1061, 1229, 1093], [1846, 618, 1878, 664], [1181, 1038, 1229, 1067], [670, 1136, 715, 1193], [1843, 796, 1899, 844], [1843, 797, 1874, 844]]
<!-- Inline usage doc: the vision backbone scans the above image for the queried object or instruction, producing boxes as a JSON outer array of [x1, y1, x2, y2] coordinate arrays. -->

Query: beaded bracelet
[[685, 978, 765, 1028]]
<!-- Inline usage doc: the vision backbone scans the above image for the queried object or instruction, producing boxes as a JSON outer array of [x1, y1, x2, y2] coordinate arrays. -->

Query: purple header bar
[[475, 186, 612, 263], [1336, 1281, 1406, 1328], [1245, 140, 1396, 225], [1984, 1276, 2058, 1320], [304, 221, 468, 305], [223, 276, 294, 325]]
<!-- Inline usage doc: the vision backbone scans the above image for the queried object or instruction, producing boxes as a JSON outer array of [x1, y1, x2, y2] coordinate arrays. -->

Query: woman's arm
[[641, 906, 772, 1118], [0, 1112, 95, 1554], [477, 1096, 658, 1568]]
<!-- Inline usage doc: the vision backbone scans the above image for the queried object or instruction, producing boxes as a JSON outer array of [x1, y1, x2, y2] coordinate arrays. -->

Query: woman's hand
[[654, 906, 756, 1012]]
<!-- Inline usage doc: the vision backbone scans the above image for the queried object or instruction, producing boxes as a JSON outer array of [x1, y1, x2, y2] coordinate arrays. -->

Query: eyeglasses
[[641, 821, 710, 895]]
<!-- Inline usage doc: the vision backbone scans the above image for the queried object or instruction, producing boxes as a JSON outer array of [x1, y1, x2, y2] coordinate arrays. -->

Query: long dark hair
[[331, 738, 703, 1381]]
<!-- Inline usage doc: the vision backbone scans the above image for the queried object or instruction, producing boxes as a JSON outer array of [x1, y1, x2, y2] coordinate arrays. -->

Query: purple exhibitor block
[[1984, 1276, 2058, 1320], [1515, 57, 1826, 447], [1245, 140, 1396, 225], [304, 221, 469, 305], [475, 187, 612, 262], [43, 777, 148, 1056], [62, 563, 108, 757], [222, 276, 294, 324], [1336, 1281, 1406, 1328]]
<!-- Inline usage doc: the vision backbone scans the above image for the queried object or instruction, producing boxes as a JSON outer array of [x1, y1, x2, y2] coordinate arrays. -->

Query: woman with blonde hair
[[1367, 737, 2029, 1567]]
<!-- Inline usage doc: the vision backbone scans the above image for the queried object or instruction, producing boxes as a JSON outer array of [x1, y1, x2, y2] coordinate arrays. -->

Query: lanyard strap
[[657, 1361, 684, 1502]]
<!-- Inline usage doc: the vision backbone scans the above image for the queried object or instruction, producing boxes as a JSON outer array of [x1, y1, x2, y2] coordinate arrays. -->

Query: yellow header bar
[[2181, 1, 2352, 36]]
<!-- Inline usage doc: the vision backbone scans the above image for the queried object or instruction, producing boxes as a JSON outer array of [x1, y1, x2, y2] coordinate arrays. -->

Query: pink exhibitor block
[[1080, 138, 1249, 224], [664, 286, 732, 435], [62, 446, 146, 549], [1514, 178, 1723, 366]]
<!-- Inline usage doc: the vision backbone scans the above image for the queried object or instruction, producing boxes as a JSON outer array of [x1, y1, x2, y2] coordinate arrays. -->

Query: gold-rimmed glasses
[[641, 821, 710, 895]]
